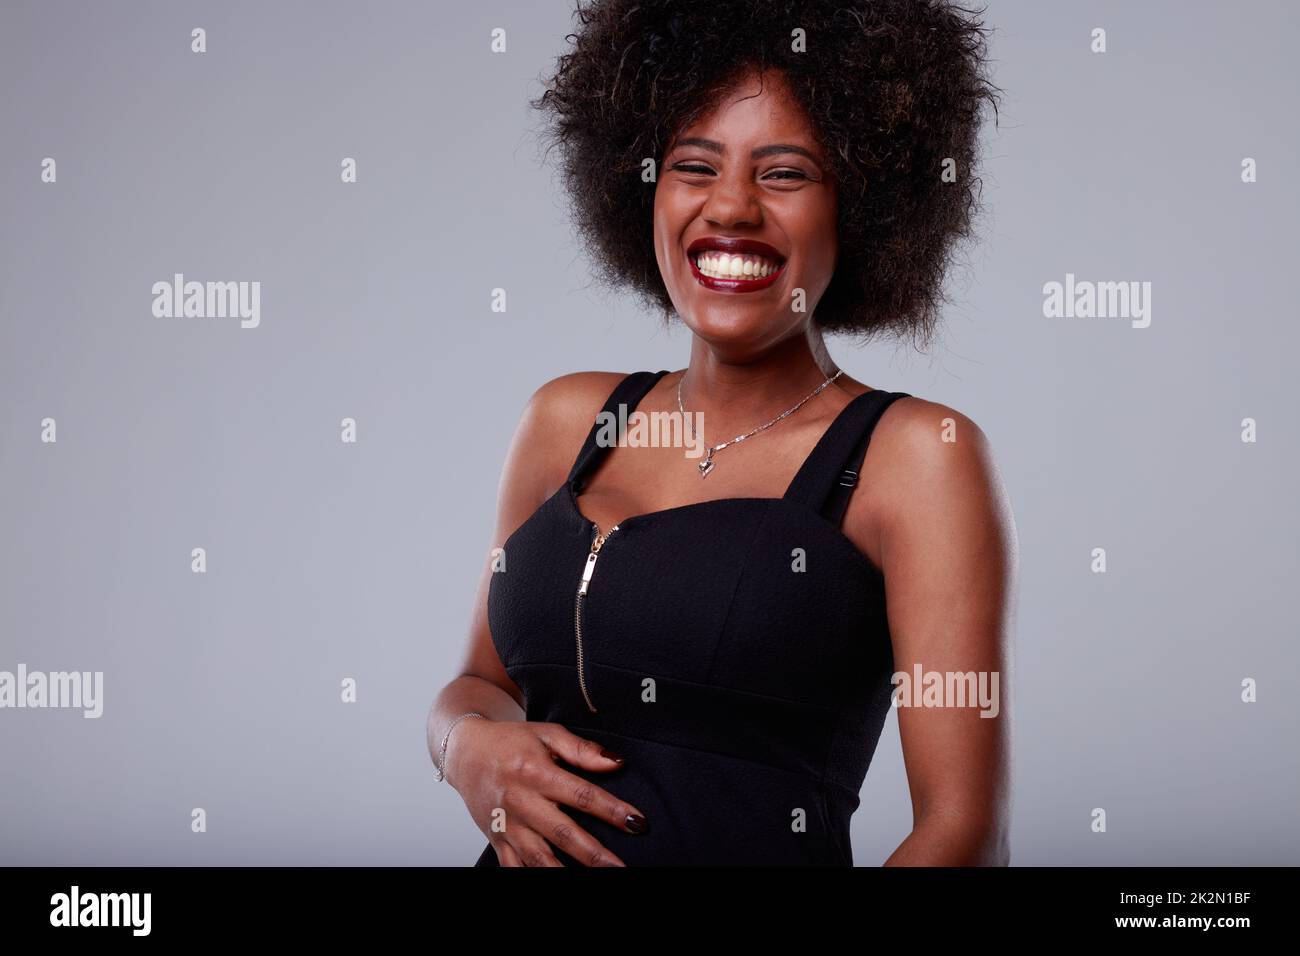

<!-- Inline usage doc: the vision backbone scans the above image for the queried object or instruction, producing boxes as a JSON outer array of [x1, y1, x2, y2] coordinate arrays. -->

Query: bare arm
[[426, 371, 647, 867], [424, 384, 554, 771], [866, 399, 1017, 866], [426, 372, 622, 774]]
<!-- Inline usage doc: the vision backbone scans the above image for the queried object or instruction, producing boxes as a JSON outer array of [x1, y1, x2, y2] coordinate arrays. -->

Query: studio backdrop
[[1, 0, 1296, 865]]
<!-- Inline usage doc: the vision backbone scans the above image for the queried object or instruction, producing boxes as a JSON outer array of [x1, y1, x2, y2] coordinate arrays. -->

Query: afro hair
[[533, 0, 1002, 348]]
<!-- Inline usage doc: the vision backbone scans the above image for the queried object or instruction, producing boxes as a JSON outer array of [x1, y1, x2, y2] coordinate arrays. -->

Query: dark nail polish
[[625, 813, 648, 834], [600, 747, 625, 763]]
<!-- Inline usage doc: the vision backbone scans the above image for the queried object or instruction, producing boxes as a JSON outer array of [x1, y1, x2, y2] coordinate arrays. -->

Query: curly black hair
[[532, 0, 1002, 348]]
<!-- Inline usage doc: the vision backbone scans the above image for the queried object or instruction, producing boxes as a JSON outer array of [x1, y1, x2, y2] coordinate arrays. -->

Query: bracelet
[[433, 711, 487, 783]]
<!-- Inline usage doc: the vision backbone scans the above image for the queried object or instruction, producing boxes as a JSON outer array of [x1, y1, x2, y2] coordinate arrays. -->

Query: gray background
[[1, 0, 1296, 865]]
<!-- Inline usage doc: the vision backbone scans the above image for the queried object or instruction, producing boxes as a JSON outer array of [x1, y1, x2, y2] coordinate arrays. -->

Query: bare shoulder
[[870, 393, 996, 464], [506, 371, 631, 498], [519, 371, 630, 451], [862, 393, 1010, 534], [524, 370, 630, 424]]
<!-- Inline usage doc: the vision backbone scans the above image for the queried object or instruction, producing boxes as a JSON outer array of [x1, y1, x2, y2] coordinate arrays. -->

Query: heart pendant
[[698, 453, 715, 478]]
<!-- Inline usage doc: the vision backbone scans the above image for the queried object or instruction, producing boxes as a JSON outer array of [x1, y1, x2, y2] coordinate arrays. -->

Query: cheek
[[653, 191, 689, 283], [652, 193, 669, 268], [800, 202, 838, 281]]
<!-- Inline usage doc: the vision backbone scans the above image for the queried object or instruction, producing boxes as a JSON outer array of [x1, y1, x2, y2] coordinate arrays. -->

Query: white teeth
[[693, 252, 782, 280]]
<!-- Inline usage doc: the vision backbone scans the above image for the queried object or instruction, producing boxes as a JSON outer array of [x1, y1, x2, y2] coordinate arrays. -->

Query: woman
[[428, 0, 1014, 866]]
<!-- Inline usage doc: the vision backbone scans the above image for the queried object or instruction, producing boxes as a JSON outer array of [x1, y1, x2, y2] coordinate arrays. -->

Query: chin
[[680, 302, 795, 356]]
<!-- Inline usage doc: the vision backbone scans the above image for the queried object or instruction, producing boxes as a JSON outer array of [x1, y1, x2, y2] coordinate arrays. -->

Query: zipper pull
[[579, 524, 617, 593], [579, 548, 599, 594], [574, 522, 618, 714]]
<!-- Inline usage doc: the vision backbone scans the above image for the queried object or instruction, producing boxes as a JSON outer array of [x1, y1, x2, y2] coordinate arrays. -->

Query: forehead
[[668, 68, 820, 150]]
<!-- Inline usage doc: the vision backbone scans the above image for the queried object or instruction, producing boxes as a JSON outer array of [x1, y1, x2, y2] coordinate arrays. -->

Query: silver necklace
[[677, 368, 844, 478]]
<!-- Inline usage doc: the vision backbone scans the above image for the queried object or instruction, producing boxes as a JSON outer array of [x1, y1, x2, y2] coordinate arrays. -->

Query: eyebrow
[[670, 137, 822, 164]]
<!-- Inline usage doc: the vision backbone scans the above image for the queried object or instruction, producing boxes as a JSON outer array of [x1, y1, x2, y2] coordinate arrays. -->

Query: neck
[[680, 325, 842, 432]]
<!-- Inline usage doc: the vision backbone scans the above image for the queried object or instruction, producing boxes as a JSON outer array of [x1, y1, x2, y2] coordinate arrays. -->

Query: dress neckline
[[567, 374, 886, 547], [562, 478, 886, 578]]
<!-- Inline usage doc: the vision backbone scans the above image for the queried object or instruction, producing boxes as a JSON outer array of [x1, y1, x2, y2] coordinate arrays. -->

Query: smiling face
[[653, 66, 838, 355]]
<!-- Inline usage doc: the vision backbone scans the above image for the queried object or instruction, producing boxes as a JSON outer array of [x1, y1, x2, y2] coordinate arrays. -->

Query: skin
[[429, 65, 1016, 866]]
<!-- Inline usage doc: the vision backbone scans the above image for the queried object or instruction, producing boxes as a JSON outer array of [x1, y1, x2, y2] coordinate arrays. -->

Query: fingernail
[[600, 747, 625, 763], [625, 813, 648, 834]]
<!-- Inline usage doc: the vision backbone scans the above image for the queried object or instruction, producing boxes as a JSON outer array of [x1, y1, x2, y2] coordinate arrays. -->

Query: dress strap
[[782, 389, 911, 526], [566, 369, 672, 493]]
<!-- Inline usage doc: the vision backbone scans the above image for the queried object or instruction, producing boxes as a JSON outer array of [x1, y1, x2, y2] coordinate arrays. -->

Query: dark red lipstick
[[686, 236, 787, 293]]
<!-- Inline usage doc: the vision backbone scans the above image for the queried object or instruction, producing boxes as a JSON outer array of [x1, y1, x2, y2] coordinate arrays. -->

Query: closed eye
[[670, 163, 811, 182]]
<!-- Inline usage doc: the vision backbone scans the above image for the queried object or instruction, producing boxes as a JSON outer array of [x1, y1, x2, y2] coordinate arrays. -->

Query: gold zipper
[[575, 521, 618, 713]]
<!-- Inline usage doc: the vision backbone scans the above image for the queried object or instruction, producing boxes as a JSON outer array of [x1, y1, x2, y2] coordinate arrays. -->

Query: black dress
[[474, 370, 910, 866]]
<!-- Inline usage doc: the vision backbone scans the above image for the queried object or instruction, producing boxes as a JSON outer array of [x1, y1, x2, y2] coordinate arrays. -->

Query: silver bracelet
[[433, 711, 487, 783]]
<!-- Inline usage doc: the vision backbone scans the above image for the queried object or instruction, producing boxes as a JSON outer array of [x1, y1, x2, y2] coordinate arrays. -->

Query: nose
[[701, 171, 762, 230]]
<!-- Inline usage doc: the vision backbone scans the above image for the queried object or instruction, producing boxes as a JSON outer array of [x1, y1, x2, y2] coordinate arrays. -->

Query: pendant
[[698, 448, 715, 478]]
